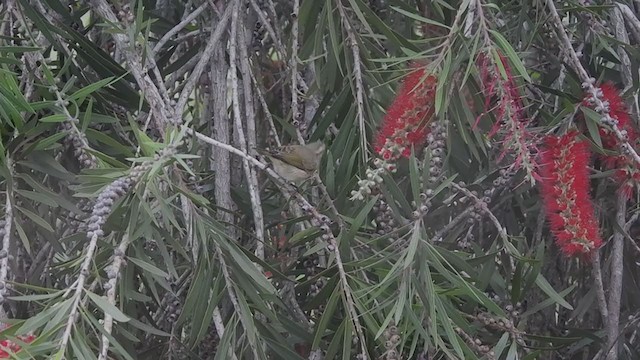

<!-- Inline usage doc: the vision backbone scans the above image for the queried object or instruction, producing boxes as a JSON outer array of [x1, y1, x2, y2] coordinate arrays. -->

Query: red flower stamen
[[582, 82, 640, 198], [374, 62, 437, 161], [0, 324, 35, 358], [539, 131, 602, 257], [476, 51, 538, 182]]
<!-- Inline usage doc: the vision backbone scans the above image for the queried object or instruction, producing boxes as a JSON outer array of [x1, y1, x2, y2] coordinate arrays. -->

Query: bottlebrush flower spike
[[476, 51, 538, 183], [582, 82, 640, 198], [582, 82, 637, 154], [539, 131, 602, 257], [373, 63, 437, 162], [0, 330, 35, 358]]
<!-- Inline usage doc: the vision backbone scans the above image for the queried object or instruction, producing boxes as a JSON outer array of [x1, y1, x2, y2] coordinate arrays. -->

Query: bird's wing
[[265, 146, 309, 170]]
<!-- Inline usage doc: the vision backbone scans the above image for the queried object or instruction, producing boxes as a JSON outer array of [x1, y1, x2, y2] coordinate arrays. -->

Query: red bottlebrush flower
[[475, 51, 538, 182], [582, 82, 637, 151], [373, 63, 437, 161], [599, 83, 632, 128], [539, 131, 602, 257], [582, 82, 640, 198], [0, 333, 35, 358]]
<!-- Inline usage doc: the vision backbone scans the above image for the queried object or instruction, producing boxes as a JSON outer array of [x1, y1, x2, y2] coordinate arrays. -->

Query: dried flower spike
[[476, 51, 538, 183]]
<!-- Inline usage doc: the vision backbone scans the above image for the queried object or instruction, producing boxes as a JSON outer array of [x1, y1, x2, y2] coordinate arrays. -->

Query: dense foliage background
[[0, 0, 639, 359]]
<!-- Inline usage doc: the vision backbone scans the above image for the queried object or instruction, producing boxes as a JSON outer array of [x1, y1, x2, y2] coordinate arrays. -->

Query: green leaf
[[127, 116, 163, 157], [33, 132, 68, 151], [0, 46, 42, 53], [15, 206, 54, 233], [126, 256, 170, 279], [86, 290, 130, 323], [312, 286, 341, 350], [326, 0, 344, 76], [494, 332, 511, 358], [535, 274, 574, 310], [435, 51, 451, 116], [68, 76, 116, 101], [39, 114, 68, 123], [489, 30, 532, 82], [343, 194, 378, 243], [582, 107, 604, 148], [390, 6, 451, 28], [16, 190, 58, 207], [222, 239, 277, 295]]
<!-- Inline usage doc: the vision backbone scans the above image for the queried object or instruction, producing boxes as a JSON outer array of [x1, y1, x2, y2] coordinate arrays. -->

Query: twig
[[611, 5, 632, 90], [149, 271, 190, 331], [189, 129, 270, 173], [152, 2, 208, 54], [59, 237, 98, 349], [238, 16, 265, 261], [623, 213, 640, 255], [98, 234, 131, 360], [289, 0, 305, 144], [0, 157, 14, 321], [533, 209, 546, 245], [281, 282, 312, 327], [90, 0, 174, 133], [175, 3, 233, 121], [248, 0, 310, 99], [302, 67, 321, 135], [450, 184, 509, 242], [616, 4, 640, 44], [146, 50, 172, 105], [21, 46, 98, 168], [248, 0, 287, 57], [168, 55, 200, 95], [0, 1, 16, 38], [313, 174, 345, 230], [592, 250, 609, 325], [336, 2, 368, 164], [431, 206, 474, 243], [26, 242, 51, 280], [209, 44, 238, 244], [325, 231, 368, 358], [249, 63, 282, 147], [228, 0, 265, 263], [432, 0, 467, 67]]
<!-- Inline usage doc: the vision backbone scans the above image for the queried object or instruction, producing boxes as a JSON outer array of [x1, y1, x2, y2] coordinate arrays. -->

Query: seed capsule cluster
[[425, 120, 448, 185], [373, 198, 396, 236], [197, 324, 220, 358], [382, 324, 401, 360], [61, 118, 98, 169]]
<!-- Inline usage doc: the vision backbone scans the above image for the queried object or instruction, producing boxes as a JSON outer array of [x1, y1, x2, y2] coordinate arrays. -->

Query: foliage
[[0, 0, 638, 359]]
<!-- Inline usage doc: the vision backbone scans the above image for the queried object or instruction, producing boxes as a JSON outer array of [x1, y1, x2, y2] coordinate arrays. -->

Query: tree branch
[[605, 193, 626, 360], [228, 0, 265, 262]]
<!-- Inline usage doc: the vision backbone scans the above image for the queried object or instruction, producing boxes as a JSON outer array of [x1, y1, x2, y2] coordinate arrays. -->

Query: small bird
[[258, 141, 326, 183]]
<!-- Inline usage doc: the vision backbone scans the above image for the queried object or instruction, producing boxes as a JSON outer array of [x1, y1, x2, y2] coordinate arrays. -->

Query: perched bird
[[258, 141, 326, 183]]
